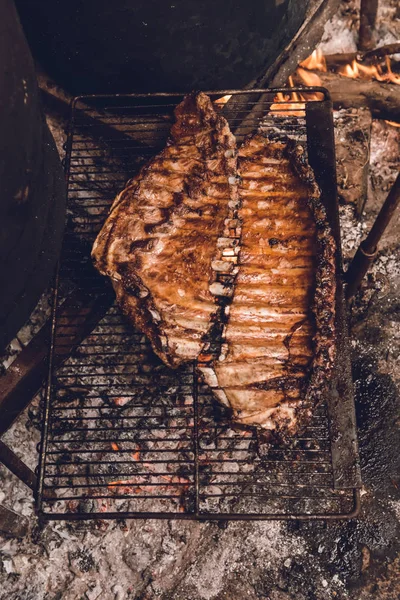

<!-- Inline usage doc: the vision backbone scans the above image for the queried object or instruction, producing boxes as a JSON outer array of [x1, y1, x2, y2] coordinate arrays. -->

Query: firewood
[[358, 0, 379, 52], [323, 43, 400, 71], [308, 71, 400, 124]]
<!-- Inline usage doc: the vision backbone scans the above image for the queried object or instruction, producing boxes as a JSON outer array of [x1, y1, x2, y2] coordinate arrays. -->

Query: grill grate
[[37, 89, 361, 520]]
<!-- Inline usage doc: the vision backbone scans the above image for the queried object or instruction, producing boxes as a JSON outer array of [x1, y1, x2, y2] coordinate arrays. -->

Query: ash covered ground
[[1, 2, 400, 599]]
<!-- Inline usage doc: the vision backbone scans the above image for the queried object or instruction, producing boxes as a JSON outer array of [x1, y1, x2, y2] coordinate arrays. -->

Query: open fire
[[272, 47, 400, 127], [298, 48, 400, 85]]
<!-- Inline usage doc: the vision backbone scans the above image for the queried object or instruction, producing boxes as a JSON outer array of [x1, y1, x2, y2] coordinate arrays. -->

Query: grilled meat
[[93, 92, 336, 434], [199, 135, 336, 433], [92, 92, 238, 367]]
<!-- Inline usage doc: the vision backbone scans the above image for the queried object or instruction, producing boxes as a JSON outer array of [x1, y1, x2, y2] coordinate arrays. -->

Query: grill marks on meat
[[92, 93, 336, 434], [198, 135, 336, 433], [92, 92, 237, 367]]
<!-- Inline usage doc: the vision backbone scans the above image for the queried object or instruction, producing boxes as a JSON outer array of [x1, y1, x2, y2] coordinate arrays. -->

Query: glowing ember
[[111, 442, 120, 451], [113, 396, 130, 407], [108, 479, 143, 495], [131, 444, 140, 461], [108, 479, 133, 486], [159, 475, 191, 485], [66, 500, 79, 512]]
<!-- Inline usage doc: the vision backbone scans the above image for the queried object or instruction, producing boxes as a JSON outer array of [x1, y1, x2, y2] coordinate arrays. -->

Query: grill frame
[[36, 88, 361, 521]]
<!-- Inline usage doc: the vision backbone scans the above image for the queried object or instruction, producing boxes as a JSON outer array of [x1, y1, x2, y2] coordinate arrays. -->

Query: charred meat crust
[[266, 137, 336, 441], [198, 133, 336, 437], [283, 139, 336, 408], [92, 92, 238, 368]]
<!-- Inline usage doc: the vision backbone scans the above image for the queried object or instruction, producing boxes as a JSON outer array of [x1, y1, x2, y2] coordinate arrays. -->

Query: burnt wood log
[[359, 0, 379, 52], [323, 43, 400, 70], [303, 71, 400, 123]]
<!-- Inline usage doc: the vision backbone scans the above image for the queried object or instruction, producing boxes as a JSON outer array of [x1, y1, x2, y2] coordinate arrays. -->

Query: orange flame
[[337, 56, 400, 85], [270, 76, 306, 117], [269, 68, 328, 116], [385, 56, 400, 85], [272, 50, 400, 126], [298, 49, 400, 86], [111, 442, 120, 451], [339, 59, 386, 81], [296, 67, 323, 87], [299, 49, 327, 72], [215, 94, 232, 105]]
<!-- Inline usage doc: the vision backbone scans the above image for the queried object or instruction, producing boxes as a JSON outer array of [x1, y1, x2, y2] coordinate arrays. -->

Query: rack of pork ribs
[[92, 92, 336, 439]]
